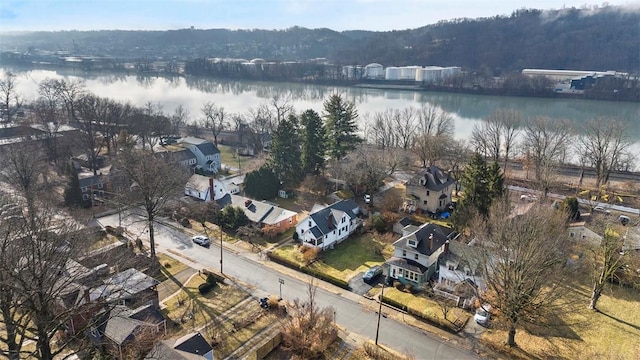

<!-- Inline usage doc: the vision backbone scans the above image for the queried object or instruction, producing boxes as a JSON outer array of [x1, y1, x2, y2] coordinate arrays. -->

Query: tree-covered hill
[[1, 6, 638, 74]]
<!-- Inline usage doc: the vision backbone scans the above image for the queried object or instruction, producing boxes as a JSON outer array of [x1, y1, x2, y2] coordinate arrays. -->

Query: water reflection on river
[[5, 67, 640, 142]]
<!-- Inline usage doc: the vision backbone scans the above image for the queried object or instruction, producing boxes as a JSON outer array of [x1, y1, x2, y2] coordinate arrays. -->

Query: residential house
[[89, 304, 167, 359], [218, 194, 298, 231], [393, 217, 416, 235], [88, 267, 161, 310], [179, 137, 221, 173], [169, 149, 198, 169], [79, 174, 106, 204], [144, 332, 214, 359], [386, 222, 449, 287], [185, 174, 228, 202], [402, 165, 456, 214], [436, 240, 485, 308], [296, 199, 361, 250], [568, 221, 602, 246]]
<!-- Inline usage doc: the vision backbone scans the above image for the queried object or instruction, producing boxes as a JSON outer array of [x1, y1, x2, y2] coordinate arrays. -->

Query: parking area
[[348, 272, 382, 296]]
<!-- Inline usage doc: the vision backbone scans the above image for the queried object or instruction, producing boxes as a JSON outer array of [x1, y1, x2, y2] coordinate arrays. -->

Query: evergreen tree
[[244, 166, 279, 200], [457, 154, 505, 218], [300, 109, 326, 174], [323, 94, 362, 161], [64, 165, 84, 207], [269, 113, 302, 186], [486, 161, 506, 200]]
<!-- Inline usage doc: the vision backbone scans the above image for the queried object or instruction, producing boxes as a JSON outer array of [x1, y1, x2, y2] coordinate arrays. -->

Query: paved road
[[98, 210, 478, 360]]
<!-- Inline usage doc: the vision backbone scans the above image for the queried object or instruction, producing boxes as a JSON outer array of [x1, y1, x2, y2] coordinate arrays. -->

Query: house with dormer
[[179, 137, 221, 173], [403, 165, 456, 214], [296, 199, 362, 250], [386, 222, 449, 286], [437, 240, 485, 306]]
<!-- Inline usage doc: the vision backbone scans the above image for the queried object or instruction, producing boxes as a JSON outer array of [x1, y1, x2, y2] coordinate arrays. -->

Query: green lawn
[[272, 232, 390, 281], [382, 287, 470, 329], [218, 144, 252, 170]]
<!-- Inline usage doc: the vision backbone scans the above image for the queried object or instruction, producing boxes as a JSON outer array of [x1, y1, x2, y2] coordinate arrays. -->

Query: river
[[4, 67, 640, 142]]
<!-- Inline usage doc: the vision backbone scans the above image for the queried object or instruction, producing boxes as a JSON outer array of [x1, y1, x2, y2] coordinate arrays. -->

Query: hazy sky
[[1, 0, 638, 32]]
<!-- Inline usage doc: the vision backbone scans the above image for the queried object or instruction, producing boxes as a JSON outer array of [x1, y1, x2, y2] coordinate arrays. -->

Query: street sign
[[279, 278, 285, 284]]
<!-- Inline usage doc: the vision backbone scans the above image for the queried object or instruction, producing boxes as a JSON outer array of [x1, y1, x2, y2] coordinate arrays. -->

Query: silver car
[[192, 235, 211, 247]]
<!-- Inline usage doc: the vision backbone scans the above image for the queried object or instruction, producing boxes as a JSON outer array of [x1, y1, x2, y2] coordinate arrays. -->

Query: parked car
[[474, 304, 491, 326], [363, 265, 383, 283], [619, 215, 630, 226], [192, 235, 210, 247], [364, 194, 371, 204], [593, 206, 611, 215], [520, 194, 537, 202]]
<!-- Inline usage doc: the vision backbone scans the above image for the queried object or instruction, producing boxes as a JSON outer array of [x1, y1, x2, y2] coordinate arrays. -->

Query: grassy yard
[[218, 144, 252, 170], [382, 287, 470, 329], [162, 273, 249, 336], [480, 283, 640, 359], [272, 232, 390, 282], [88, 234, 121, 252]]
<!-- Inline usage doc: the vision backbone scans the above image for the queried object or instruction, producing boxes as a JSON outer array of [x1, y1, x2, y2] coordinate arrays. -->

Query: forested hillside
[[1, 6, 638, 73]]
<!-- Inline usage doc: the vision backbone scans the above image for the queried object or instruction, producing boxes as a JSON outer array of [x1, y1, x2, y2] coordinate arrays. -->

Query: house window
[[581, 235, 587, 240], [308, 220, 312, 227], [414, 254, 419, 260], [426, 190, 430, 196], [338, 230, 341, 236], [423, 200, 427, 205], [408, 239, 416, 247], [406, 271, 419, 282], [448, 264, 455, 271], [97, 183, 103, 189], [342, 217, 345, 223], [82, 194, 89, 200], [402, 250, 407, 257], [465, 268, 472, 276], [333, 230, 335, 234], [81, 187, 88, 192], [569, 232, 575, 238]]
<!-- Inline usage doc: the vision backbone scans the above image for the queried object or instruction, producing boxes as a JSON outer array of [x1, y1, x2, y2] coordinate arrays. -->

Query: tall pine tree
[[457, 154, 505, 218], [300, 109, 326, 174], [323, 94, 362, 161], [269, 113, 302, 186]]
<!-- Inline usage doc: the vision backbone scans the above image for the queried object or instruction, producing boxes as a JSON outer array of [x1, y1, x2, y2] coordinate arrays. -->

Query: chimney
[[209, 177, 214, 195], [245, 199, 252, 208], [429, 233, 434, 249], [444, 240, 449, 254]]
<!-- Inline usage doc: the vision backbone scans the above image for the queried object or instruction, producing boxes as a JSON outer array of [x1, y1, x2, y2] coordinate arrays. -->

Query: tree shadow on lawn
[[521, 312, 582, 341], [596, 310, 640, 331]]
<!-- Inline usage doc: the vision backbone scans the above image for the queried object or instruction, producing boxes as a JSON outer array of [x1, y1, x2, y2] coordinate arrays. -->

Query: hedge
[[202, 269, 226, 284], [381, 295, 463, 333], [267, 251, 350, 290]]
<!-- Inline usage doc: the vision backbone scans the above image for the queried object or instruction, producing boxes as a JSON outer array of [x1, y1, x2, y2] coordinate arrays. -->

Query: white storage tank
[[385, 66, 400, 80], [364, 63, 384, 79], [400, 66, 421, 80]]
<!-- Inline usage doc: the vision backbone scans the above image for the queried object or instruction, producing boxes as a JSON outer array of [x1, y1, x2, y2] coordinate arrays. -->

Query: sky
[[0, 0, 638, 32]]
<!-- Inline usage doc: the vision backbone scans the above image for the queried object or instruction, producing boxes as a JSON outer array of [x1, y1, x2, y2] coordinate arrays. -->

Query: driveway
[[348, 272, 377, 296]]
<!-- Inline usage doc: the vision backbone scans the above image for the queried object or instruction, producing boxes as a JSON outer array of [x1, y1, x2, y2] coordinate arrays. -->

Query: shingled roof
[[393, 223, 448, 256], [406, 165, 455, 191]]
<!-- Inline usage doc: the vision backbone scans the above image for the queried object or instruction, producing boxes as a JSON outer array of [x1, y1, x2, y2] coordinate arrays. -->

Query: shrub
[[302, 246, 320, 264], [180, 218, 191, 228], [202, 269, 225, 284], [198, 282, 213, 295], [266, 252, 350, 290], [205, 273, 218, 286]]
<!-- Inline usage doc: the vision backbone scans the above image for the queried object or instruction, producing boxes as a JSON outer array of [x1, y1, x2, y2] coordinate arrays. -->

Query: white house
[[437, 240, 485, 295], [296, 199, 361, 250], [184, 174, 228, 202], [179, 137, 221, 173], [386, 223, 449, 286]]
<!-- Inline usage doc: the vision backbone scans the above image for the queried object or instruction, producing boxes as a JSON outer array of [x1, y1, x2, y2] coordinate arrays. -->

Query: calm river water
[[4, 67, 640, 142]]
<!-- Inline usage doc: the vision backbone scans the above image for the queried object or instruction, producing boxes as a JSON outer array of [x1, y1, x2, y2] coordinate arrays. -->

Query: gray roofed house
[[403, 165, 456, 214], [386, 222, 450, 287], [224, 195, 297, 230], [89, 268, 160, 309], [296, 199, 362, 250], [437, 240, 486, 304], [144, 332, 214, 360], [179, 137, 221, 173]]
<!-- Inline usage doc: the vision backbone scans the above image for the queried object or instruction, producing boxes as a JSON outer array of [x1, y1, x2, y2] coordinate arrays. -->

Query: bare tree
[[0, 72, 23, 123], [417, 104, 454, 137], [490, 109, 521, 172], [116, 150, 190, 258], [202, 102, 228, 146], [576, 118, 634, 188], [30, 99, 63, 162], [48, 78, 86, 123], [471, 116, 502, 162], [392, 108, 417, 150], [279, 279, 337, 360], [413, 133, 452, 167], [521, 117, 573, 196], [270, 94, 294, 130], [368, 111, 396, 149], [76, 94, 109, 175], [170, 104, 189, 135], [472, 202, 572, 347], [587, 222, 627, 310]]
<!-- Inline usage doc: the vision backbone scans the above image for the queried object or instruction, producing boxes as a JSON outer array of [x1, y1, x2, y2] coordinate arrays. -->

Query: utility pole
[[375, 280, 385, 345]]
